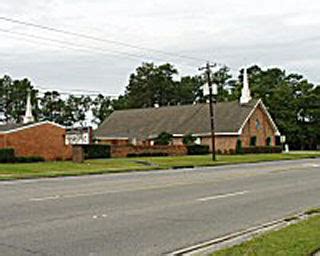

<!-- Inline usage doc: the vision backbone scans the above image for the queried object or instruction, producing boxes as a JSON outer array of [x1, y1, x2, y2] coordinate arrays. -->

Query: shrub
[[0, 148, 15, 163], [82, 144, 111, 159], [154, 132, 173, 145], [127, 152, 169, 157], [14, 156, 45, 163], [229, 149, 236, 155], [242, 146, 282, 154], [0, 148, 45, 163], [216, 149, 223, 155], [187, 145, 210, 155], [183, 134, 196, 145], [236, 139, 244, 154]]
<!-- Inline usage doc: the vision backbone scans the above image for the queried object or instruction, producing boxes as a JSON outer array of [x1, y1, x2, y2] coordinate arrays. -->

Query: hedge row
[[242, 146, 282, 154], [0, 148, 44, 163], [186, 145, 210, 155], [127, 152, 169, 157], [82, 144, 111, 159], [0, 148, 15, 163]]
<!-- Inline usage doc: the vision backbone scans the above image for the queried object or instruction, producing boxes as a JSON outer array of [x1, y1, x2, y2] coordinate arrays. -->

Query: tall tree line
[[1, 62, 320, 149], [0, 75, 107, 126]]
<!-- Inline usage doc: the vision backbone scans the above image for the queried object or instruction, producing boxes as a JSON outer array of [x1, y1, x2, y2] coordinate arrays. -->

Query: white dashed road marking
[[197, 191, 249, 202]]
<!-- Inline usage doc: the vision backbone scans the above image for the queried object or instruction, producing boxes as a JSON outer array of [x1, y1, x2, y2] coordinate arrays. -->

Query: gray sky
[[1, 0, 320, 95]]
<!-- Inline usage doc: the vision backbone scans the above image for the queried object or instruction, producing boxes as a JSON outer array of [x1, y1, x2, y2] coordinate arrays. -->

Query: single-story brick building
[[0, 121, 72, 161], [95, 70, 281, 152]]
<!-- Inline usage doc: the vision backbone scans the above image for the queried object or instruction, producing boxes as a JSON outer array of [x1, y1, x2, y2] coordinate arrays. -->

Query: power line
[[0, 16, 209, 63], [0, 28, 193, 65], [35, 85, 118, 97]]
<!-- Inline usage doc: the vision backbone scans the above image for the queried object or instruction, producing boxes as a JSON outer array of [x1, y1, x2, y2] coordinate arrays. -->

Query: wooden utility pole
[[199, 62, 216, 161]]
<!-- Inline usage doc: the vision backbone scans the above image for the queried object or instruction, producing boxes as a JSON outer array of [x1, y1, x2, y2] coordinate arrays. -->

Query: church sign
[[65, 127, 92, 145]]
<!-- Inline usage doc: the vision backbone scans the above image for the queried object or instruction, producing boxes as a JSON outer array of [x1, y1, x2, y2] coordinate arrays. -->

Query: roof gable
[[238, 99, 280, 136], [0, 121, 65, 134]]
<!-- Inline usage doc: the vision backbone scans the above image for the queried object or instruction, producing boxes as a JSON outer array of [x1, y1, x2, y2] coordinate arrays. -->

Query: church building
[[0, 93, 72, 161], [95, 69, 281, 152]]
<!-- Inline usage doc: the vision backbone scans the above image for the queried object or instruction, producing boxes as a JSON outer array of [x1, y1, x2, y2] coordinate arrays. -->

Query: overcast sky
[[0, 0, 320, 95]]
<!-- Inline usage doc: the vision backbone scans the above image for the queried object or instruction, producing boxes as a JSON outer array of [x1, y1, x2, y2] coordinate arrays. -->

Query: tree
[[176, 76, 204, 104], [124, 62, 178, 108], [91, 94, 113, 125], [39, 91, 65, 124], [0, 76, 38, 123], [154, 132, 173, 145], [62, 95, 92, 126], [211, 66, 232, 102], [183, 134, 196, 145], [199, 66, 232, 103]]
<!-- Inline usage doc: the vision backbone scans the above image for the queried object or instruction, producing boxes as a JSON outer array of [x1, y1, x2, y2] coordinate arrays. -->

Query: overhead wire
[[0, 16, 213, 64], [0, 16, 227, 96], [0, 28, 195, 66]]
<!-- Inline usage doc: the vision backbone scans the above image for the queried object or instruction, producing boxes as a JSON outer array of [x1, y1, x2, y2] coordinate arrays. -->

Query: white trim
[[0, 121, 66, 134], [259, 101, 281, 136], [193, 132, 240, 136], [238, 99, 261, 134], [238, 99, 280, 136], [95, 136, 129, 140]]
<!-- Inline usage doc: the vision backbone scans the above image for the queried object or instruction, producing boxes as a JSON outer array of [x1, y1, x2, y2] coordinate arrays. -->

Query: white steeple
[[240, 67, 252, 104], [23, 92, 35, 124]]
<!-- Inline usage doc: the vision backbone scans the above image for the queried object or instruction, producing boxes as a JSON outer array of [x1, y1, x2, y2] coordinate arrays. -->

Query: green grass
[[0, 159, 153, 180], [211, 215, 320, 256], [137, 152, 320, 169], [0, 152, 319, 180]]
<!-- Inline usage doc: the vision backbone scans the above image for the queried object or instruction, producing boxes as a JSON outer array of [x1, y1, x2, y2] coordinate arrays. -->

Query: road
[[1, 158, 320, 256]]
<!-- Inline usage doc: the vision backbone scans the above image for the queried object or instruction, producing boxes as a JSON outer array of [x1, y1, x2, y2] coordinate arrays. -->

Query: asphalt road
[[1, 158, 320, 256]]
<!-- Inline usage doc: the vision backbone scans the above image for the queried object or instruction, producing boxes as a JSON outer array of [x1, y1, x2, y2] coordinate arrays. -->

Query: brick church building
[[0, 121, 72, 161], [95, 69, 281, 152], [0, 93, 72, 161]]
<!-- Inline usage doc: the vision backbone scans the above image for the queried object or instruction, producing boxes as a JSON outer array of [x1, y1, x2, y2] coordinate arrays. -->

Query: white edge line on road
[[29, 195, 60, 201], [197, 191, 249, 202]]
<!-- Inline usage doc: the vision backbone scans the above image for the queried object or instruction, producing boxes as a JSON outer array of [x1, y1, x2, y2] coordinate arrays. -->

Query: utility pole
[[199, 62, 216, 161]]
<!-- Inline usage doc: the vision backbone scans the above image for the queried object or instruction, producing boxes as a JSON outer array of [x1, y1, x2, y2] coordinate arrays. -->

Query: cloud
[[0, 0, 320, 94]]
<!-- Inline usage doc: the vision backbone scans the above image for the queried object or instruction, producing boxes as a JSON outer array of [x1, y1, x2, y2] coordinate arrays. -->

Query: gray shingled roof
[[0, 123, 25, 132], [95, 99, 260, 139]]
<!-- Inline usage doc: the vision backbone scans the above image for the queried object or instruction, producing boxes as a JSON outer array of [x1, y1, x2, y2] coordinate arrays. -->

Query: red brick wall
[[201, 136, 238, 153], [181, 104, 277, 153], [0, 123, 72, 161], [98, 139, 129, 146], [111, 145, 187, 158], [240, 104, 276, 147]]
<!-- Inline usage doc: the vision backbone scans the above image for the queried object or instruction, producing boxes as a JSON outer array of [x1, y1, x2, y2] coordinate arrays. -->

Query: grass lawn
[[0, 152, 319, 180], [211, 214, 320, 256]]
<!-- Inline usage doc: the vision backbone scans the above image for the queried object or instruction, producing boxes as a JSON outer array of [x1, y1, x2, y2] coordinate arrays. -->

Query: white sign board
[[65, 133, 90, 145], [280, 136, 286, 144]]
